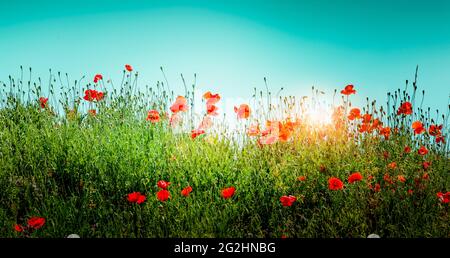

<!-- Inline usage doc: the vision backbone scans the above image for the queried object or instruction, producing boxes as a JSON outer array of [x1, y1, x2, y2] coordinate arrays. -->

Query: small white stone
[[367, 234, 380, 238], [67, 234, 80, 238]]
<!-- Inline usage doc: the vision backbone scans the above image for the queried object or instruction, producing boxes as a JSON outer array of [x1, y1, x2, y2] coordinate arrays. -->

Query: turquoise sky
[[1, 0, 449, 116]]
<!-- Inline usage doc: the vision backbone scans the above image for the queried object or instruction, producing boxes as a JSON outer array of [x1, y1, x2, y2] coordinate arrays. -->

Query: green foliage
[[0, 68, 449, 238]]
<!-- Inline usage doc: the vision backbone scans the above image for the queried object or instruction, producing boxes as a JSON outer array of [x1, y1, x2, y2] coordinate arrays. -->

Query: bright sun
[[304, 105, 333, 126]]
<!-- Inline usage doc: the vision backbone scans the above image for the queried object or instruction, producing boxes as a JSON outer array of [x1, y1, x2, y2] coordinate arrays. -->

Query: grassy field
[[0, 66, 449, 238]]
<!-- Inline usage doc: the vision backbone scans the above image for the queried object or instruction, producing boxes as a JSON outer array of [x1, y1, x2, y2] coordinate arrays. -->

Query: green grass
[[0, 67, 449, 238]]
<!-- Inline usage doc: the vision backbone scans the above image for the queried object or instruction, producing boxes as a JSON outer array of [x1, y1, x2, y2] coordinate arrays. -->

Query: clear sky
[[1, 0, 449, 116]]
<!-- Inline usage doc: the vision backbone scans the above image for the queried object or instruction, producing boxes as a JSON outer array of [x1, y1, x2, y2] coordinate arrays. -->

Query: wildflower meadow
[[0, 65, 449, 238]]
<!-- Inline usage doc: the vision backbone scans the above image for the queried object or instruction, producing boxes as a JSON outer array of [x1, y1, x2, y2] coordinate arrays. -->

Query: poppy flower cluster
[[157, 180, 171, 202], [253, 118, 301, 145], [127, 192, 146, 204], [358, 117, 383, 134], [203, 91, 221, 116], [14, 216, 46, 234], [379, 127, 391, 140], [190, 91, 222, 139], [191, 129, 206, 139], [436, 192, 450, 204], [338, 87, 394, 140], [83, 89, 104, 102]]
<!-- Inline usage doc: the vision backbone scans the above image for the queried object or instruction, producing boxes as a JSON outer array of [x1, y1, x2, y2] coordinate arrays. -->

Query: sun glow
[[304, 104, 333, 126]]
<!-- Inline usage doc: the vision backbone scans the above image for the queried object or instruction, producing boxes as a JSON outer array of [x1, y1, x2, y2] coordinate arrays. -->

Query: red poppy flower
[[170, 96, 188, 113], [93, 74, 103, 83], [83, 89, 104, 102], [436, 192, 450, 204], [370, 118, 383, 131], [207, 104, 219, 116], [181, 186, 193, 197], [127, 192, 138, 202], [96, 91, 104, 101], [27, 217, 46, 230], [436, 135, 446, 144], [422, 173, 429, 180], [203, 91, 221, 106], [39, 97, 48, 108], [418, 146, 428, 155], [157, 189, 170, 202], [429, 124, 443, 137], [379, 127, 391, 140], [397, 102, 412, 115], [328, 177, 344, 190], [407, 189, 414, 195], [383, 151, 390, 160], [397, 175, 406, 183], [358, 123, 371, 133], [297, 176, 306, 181], [234, 104, 251, 119], [348, 172, 363, 184], [146, 110, 160, 123], [361, 113, 372, 123], [137, 194, 146, 204], [280, 195, 297, 207], [388, 162, 397, 169], [14, 224, 23, 233], [383, 174, 393, 184], [404, 146, 411, 153], [88, 109, 96, 116], [127, 192, 146, 204], [423, 161, 431, 170], [221, 186, 236, 199], [278, 124, 293, 142], [341, 84, 356, 95], [347, 108, 361, 120], [191, 129, 205, 139], [157, 180, 170, 189], [374, 183, 381, 192], [125, 64, 133, 72], [412, 121, 425, 135]]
